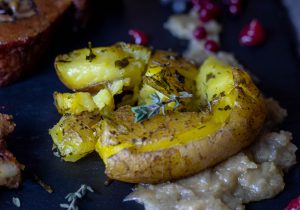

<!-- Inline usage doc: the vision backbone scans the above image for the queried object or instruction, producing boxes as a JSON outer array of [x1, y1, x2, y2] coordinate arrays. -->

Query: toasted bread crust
[[0, 0, 73, 86]]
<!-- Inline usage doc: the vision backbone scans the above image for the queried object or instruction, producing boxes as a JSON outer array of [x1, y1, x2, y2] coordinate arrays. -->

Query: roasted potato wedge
[[55, 42, 151, 91], [95, 57, 266, 183], [138, 50, 198, 111], [49, 112, 101, 162]]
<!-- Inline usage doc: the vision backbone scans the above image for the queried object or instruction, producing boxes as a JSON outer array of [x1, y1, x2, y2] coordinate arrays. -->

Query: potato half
[[55, 42, 151, 91], [95, 57, 266, 183]]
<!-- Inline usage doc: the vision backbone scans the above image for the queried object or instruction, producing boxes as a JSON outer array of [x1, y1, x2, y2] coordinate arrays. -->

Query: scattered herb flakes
[[175, 71, 185, 83], [212, 93, 218, 100], [220, 91, 226, 97], [115, 57, 130, 69], [33, 174, 53, 194], [86, 42, 96, 62], [224, 105, 232, 111], [60, 184, 94, 210], [12, 197, 21, 208], [165, 54, 179, 60], [206, 73, 216, 82], [218, 105, 232, 111]]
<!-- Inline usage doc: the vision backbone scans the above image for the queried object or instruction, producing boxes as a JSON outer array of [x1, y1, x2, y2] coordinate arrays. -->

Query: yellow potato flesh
[[49, 112, 101, 162], [138, 51, 198, 111], [55, 42, 151, 91], [54, 92, 98, 115], [96, 57, 236, 164]]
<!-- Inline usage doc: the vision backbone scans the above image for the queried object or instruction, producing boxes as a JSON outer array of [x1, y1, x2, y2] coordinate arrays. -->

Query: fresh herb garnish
[[12, 197, 21, 208], [115, 57, 130, 69], [60, 184, 94, 210], [86, 42, 96, 62], [131, 91, 192, 123], [206, 73, 216, 82], [33, 174, 53, 194]]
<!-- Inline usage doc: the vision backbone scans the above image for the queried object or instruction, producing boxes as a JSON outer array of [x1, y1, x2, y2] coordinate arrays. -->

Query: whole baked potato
[[94, 57, 266, 183], [50, 42, 266, 183]]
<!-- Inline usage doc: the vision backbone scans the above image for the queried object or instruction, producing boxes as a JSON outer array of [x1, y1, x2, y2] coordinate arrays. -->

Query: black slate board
[[0, 0, 299, 209]]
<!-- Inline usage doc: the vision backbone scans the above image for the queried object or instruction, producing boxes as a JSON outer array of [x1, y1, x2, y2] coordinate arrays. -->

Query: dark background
[[0, 0, 299, 209]]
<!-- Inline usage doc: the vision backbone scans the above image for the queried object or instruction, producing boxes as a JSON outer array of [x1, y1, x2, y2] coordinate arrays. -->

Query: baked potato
[[94, 57, 266, 183], [49, 112, 101, 162]]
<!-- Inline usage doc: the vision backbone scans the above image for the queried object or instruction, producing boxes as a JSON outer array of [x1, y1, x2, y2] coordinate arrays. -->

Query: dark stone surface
[[0, 0, 299, 209]]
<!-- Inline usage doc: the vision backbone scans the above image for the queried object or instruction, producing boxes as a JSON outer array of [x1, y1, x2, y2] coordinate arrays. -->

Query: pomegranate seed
[[197, 1, 220, 22], [239, 19, 266, 46], [285, 195, 300, 210], [128, 29, 149, 46], [204, 39, 219, 52], [193, 26, 207, 40]]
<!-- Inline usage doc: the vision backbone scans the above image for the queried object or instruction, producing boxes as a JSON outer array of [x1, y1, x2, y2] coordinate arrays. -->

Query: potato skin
[[96, 58, 266, 183]]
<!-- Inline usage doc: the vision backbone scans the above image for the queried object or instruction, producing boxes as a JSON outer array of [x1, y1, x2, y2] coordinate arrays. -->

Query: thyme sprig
[[131, 91, 192, 122], [60, 184, 94, 210]]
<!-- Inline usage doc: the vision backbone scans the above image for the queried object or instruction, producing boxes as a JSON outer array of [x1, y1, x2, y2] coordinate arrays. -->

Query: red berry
[[198, 1, 220, 22], [285, 195, 300, 210], [199, 8, 213, 22], [193, 26, 207, 40], [239, 19, 266, 46], [204, 39, 219, 52], [128, 29, 149, 46]]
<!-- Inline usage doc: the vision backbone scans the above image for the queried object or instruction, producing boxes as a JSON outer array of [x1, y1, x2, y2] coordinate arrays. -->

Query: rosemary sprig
[[131, 91, 192, 122], [60, 184, 94, 210]]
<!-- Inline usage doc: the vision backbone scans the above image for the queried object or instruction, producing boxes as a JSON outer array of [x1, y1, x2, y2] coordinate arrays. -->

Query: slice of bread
[[0, 0, 83, 86]]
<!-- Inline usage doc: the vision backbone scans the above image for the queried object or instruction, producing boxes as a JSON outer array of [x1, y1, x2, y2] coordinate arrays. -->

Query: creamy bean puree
[[125, 99, 297, 210]]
